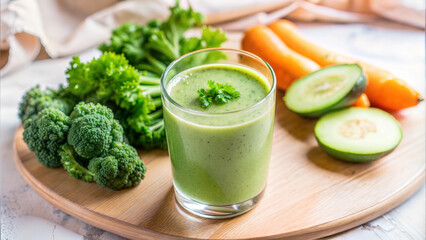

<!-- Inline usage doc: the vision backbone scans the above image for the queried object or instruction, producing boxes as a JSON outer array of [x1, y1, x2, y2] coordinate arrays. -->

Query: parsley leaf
[[99, 1, 227, 77], [197, 80, 240, 109]]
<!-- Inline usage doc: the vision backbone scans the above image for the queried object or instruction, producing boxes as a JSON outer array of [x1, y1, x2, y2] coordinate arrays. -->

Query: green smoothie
[[164, 64, 275, 205]]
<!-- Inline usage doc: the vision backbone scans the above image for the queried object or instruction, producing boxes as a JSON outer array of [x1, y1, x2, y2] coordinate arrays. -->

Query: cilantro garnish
[[197, 80, 240, 109]]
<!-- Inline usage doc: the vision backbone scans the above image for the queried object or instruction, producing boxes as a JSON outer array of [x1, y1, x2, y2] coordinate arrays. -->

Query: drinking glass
[[161, 48, 276, 218]]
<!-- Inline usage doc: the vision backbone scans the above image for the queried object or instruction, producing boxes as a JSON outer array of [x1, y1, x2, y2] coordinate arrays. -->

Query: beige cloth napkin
[[0, 0, 172, 76], [1, 0, 424, 77]]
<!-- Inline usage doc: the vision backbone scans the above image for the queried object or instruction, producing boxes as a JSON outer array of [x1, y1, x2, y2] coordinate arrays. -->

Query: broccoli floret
[[67, 102, 124, 159], [69, 99, 114, 120], [19, 85, 75, 123], [23, 108, 70, 168], [88, 142, 146, 190], [59, 142, 146, 190]]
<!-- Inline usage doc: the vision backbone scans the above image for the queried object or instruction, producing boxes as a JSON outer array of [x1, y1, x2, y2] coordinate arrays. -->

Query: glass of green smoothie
[[161, 48, 276, 219]]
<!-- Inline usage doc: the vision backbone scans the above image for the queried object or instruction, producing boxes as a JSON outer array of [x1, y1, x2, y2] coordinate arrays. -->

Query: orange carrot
[[271, 65, 296, 91], [269, 20, 423, 111], [352, 93, 370, 108], [268, 20, 353, 66], [241, 25, 320, 89]]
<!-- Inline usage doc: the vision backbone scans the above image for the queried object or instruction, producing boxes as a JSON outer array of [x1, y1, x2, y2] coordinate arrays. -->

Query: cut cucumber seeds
[[285, 64, 366, 117], [315, 107, 402, 162]]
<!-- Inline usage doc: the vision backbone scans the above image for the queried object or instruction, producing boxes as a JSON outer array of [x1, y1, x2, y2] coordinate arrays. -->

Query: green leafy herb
[[197, 80, 240, 109], [65, 52, 166, 149], [99, 0, 227, 77]]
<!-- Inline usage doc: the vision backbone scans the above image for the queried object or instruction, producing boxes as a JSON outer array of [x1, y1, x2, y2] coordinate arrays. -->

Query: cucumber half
[[315, 107, 402, 162], [285, 64, 366, 117]]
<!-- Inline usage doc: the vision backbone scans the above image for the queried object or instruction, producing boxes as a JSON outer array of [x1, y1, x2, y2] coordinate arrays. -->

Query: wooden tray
[[13, 91, 425, 240]]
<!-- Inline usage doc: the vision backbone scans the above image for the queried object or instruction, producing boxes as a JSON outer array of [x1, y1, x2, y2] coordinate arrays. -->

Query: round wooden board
[[14, 92, 425, 240]]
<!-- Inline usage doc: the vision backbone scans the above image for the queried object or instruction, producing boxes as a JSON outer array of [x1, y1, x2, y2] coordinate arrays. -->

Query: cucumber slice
[[285, 64, 366, 117], [315, 107, 402, 162]]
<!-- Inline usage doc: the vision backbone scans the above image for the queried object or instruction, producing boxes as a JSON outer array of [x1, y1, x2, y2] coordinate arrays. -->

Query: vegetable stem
[[151, 98, 163, 108], [146, 55, 167, 74], [149, 118, 164, 131], [140, 76, 161, 85], [149, 108, 163, 120], [141, 85, 161, 97]]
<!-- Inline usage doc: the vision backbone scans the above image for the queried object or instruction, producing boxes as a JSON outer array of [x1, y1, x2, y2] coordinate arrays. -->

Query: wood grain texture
[[13, 90, 425, 240]]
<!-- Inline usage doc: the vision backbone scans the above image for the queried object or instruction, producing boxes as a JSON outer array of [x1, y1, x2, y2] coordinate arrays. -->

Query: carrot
[[268, 20, 353, 66], [268, 20, 423, 111], [352, 93, 370, 108], [362, 65, 423, 111], [271, 65, 296, 91], [241, 25, 320, 89]]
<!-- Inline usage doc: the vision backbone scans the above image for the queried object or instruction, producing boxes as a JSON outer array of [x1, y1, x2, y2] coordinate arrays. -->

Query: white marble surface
[[1, 21, 425, 240]]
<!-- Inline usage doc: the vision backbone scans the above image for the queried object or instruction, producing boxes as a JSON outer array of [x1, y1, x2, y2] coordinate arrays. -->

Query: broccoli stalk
[[59, 144, 94, 182]]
